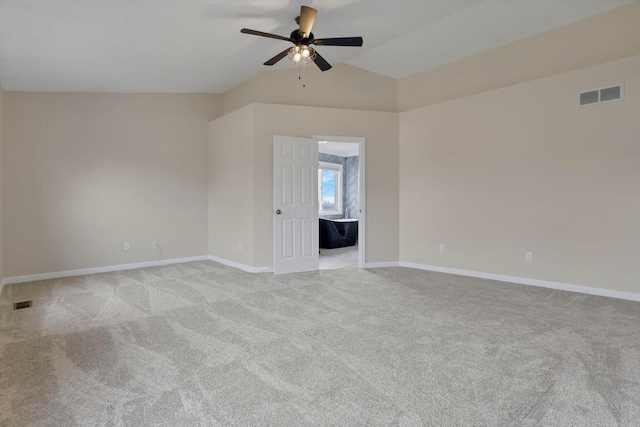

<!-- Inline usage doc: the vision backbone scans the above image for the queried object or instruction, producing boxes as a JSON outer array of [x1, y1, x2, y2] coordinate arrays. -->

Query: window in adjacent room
[[318, 161, 343, 215]]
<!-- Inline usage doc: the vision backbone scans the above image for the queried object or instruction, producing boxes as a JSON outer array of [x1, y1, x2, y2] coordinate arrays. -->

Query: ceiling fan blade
[[264, 48, 290, 66], [241, 28, 292, 42], [313, 37, 363, 47], [298, 6, 317, 38], [313, 50, 332, 72]]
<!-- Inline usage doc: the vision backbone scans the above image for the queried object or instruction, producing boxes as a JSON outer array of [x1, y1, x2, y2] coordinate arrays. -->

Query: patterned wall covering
[[318, 152, 359, 219], [345, 156, 359, 219]]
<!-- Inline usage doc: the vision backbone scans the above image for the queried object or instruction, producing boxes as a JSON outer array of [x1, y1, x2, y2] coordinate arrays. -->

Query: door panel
[[274, 136, 319, 274], [282, 218, 295, 260], [301, 217, 314, 257], [301, 164, 314, 206], [281, 165, 294, 206]]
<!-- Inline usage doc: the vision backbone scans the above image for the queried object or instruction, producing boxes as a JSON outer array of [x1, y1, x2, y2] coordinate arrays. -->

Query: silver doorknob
[[275, 209, 282, 215]]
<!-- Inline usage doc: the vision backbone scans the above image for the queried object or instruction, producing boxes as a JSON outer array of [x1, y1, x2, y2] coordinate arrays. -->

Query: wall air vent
[[578, 84, 623, 107]]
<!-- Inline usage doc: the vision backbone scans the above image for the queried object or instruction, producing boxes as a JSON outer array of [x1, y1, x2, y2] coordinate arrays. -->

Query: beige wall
[[3, 3, 637, 290], [3, 92, 223, 277], [208, 105, 255, 266], [399, 54, 640, 293], [224, 64, 398, 115], [208, 103, 400, 268], [398, 2, 640, 112], [252, 103, 399, 267], [0, 83, 3, 280]]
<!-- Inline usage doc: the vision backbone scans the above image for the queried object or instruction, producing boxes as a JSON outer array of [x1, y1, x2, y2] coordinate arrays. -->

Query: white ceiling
[[0, 0, 636, 93], [319, 141, 359, 157]]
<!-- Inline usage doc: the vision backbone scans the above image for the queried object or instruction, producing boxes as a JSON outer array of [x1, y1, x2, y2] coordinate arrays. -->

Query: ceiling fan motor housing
[[290, 30, 314, 45]]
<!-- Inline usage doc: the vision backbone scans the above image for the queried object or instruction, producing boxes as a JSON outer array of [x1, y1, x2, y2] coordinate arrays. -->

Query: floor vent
[[13, 301, 33, 310], [579, 84, 623, 107]]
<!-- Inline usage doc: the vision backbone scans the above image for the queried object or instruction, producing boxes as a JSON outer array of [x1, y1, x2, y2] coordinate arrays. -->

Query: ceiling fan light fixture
[[241, 5, 361, 72], [288, 45, 315, 64]]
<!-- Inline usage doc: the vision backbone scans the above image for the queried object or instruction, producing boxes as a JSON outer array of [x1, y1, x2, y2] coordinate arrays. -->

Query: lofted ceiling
[[0, 0, 636, 94]]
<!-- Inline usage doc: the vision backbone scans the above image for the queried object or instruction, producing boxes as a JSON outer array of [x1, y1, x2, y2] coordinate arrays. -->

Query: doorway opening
[[314, 135, 365, 270]]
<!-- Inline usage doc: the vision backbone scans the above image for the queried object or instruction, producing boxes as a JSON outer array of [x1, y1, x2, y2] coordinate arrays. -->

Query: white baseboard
[[3, 256, 636, 303], [399, 262, 640, 303], [0, 255, 210, 292], [0, 254, 274, 293], [365, 262, 400, 268], [207, 256, 273, 273]]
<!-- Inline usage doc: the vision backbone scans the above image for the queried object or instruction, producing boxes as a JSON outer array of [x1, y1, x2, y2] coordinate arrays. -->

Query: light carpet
[[0, 261, 639, 426]]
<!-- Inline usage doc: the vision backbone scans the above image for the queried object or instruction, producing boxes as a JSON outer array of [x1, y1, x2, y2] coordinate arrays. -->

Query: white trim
[[399, 262, 640, 302], [0, 255, 274, 293], [0, 255, 210, 291], [207, 255, 273, 273], [365, 262, 400, 268], [358, 140, 366, 269], [4, 256, 635, 302], [314, 135, 365, 144]]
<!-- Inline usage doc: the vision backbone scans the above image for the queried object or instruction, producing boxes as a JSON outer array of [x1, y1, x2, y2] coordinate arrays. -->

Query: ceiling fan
[[240, 6, 363, 72]]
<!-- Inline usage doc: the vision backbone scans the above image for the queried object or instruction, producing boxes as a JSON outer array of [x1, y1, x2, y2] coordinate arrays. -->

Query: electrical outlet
[[238, 242, 243, 251], [525, 251, 533, 262], [152, 241, 158, 248], [439, 244, 445, 254], [124, 242, 131, 251]]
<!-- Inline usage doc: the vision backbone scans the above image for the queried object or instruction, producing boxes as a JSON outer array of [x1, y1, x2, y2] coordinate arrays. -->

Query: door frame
[[314, 135, 366, 268]]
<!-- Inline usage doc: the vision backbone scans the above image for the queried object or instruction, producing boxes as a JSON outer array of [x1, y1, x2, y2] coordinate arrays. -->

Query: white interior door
[[273, 136, 319, 274]]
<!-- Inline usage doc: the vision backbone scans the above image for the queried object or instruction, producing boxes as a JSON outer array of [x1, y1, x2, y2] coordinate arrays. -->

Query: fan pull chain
[[297, 62, 306, 88], [302, 61, 306, 88]]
